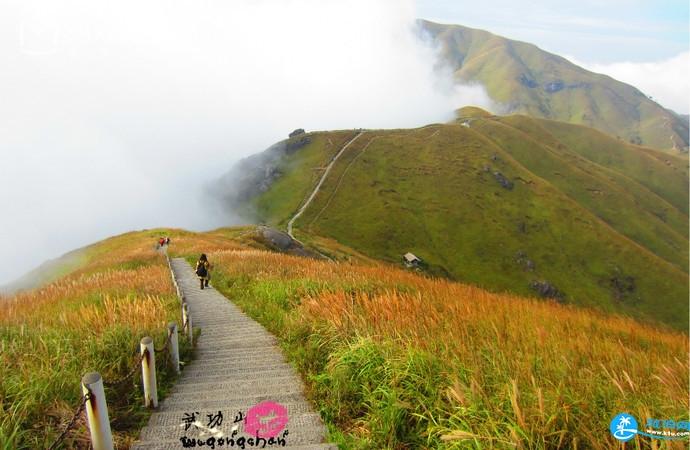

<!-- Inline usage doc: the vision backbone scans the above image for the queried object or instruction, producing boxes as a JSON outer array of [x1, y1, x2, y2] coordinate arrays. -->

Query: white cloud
[[568, 52, 690, 114], [0, 0, 490, 285]]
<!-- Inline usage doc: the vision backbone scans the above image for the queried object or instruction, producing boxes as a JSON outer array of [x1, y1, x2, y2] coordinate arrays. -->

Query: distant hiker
[[165, 237, 171, 245], [195, 254, 211, 290], [159, 237, 166, 247]]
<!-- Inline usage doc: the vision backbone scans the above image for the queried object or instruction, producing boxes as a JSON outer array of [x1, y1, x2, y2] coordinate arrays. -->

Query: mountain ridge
[[420, 20, 689, 152], [216, 111, 689, 330]]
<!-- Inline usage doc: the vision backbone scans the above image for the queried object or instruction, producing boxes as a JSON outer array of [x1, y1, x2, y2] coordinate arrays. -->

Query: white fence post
[[81, 372, 114, 450], [168, 321, 180, 374], [182, 302, 193, 346], [140, 337, 158, 408]]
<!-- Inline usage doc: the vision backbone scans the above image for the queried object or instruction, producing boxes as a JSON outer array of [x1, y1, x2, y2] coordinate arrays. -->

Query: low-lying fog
[[0, 0, 495, 286]]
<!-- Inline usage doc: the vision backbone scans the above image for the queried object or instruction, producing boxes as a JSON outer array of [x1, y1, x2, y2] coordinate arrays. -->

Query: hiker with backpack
[[195, 254, 211, 289]]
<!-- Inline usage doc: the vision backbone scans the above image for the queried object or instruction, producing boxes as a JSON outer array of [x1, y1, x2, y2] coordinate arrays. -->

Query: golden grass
[[0, 267, 170, 327], [1, 226, 686, 449], [207, 247, 689, 448], [0, 230, 187, 449]]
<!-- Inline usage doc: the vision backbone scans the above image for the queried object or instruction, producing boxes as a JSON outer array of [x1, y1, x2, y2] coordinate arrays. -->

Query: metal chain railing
[[153, 330, 172, 354], [46, 392, 91, 450], [103, 353, 144, 388], [51, 253, 191, 448], [154, 330, 173, 367]]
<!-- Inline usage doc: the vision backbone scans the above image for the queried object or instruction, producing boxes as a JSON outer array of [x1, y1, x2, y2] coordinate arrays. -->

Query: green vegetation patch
[[249, 119, 689, 331]]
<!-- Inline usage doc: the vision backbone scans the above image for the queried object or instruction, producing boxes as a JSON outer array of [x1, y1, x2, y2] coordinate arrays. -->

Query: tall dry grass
[[207, 248, 689, 449], [0, 230, 191, 449]]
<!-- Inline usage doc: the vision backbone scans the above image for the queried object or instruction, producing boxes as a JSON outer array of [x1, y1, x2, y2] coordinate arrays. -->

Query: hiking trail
[[286, 131, 364, 239], [131, 258, 336, 449]]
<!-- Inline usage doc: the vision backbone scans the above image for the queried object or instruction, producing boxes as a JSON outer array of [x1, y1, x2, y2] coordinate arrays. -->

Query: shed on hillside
[[403, 252, 422, 267]]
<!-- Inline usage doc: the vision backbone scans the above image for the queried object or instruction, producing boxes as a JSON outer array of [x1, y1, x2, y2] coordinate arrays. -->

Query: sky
[[0, 0, 687, 286]]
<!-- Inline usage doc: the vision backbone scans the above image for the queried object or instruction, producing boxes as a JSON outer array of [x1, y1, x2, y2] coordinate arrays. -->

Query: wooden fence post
[[81, 372, 114, 450], [140, 337, 158, 408], [168, 322, 180, 374]]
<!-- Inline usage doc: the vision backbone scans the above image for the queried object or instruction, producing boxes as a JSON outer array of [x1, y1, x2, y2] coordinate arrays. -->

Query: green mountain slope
[[219, 113, 689, 330], [421, 20, 689, 153]]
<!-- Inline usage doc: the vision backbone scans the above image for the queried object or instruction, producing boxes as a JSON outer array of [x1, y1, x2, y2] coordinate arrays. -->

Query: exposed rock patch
[[518, 74, 538, 88], [530, 280, 565, 302], [608, 269, 637, 302], [210, 131, 313, 212], [286, 135, 311, 154], [544, 81, 565, 93], [515, 250, 535, 271], [289, 128, 305, 138], [493, 171, 514, 190], [253, 226, 323, 259]]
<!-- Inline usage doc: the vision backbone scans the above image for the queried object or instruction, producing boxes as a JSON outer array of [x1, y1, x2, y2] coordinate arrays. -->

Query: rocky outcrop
[[210, 132, 313, 212], [289, 128, 305, 138], [608, 269, 637, 302], [544, 81, 564, 93], [515, 250, 535, 271], [530, 280, 565, 302], [493, 171, 514, 190], [253, 226, 323, 259], [286, 134, 311, 154], [518, 74, 538, 88]]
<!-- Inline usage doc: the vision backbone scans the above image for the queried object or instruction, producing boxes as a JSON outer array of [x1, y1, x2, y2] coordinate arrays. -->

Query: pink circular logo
[[244, 401, 288, 438]]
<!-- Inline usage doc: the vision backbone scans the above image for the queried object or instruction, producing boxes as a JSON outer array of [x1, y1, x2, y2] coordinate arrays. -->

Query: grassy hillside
[[0, 229, 246, 449], [199, 241, 688, 449], [420, 20, 690, 152], [215, 130, 358, 222], [236, 114, 688, 330], [0, 251, 87, 295], [2, 228, 687, 448]]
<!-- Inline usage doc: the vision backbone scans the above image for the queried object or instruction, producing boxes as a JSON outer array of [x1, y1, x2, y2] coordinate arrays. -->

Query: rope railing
[[46, 253, 191, 450]]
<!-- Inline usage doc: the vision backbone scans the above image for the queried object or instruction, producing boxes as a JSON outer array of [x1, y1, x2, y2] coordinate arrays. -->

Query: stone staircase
[[130, 258, 336, 449]]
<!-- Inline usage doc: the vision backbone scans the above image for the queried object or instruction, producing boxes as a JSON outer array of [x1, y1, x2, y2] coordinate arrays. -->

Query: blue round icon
[[610, 413, 638, 442]]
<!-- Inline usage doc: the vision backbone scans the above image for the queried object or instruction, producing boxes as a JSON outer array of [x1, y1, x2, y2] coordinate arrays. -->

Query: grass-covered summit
[[219, 111, 688, 330], [420, 20, 689, 152]]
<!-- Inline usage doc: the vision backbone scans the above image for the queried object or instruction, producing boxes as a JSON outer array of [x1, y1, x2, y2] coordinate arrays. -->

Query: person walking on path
[[195, 254, 211, 290]]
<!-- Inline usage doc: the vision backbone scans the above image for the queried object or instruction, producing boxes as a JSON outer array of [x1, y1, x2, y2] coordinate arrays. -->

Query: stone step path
[[131, 258, 336, 449]]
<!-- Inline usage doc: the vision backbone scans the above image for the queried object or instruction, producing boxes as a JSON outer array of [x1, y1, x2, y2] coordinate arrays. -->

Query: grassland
[[243, 112, 688, 331], [0, 229, 222, 449], [421, 20, 690, 152], [183, 239, 688, 449], [2, 228, 687, 448]]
